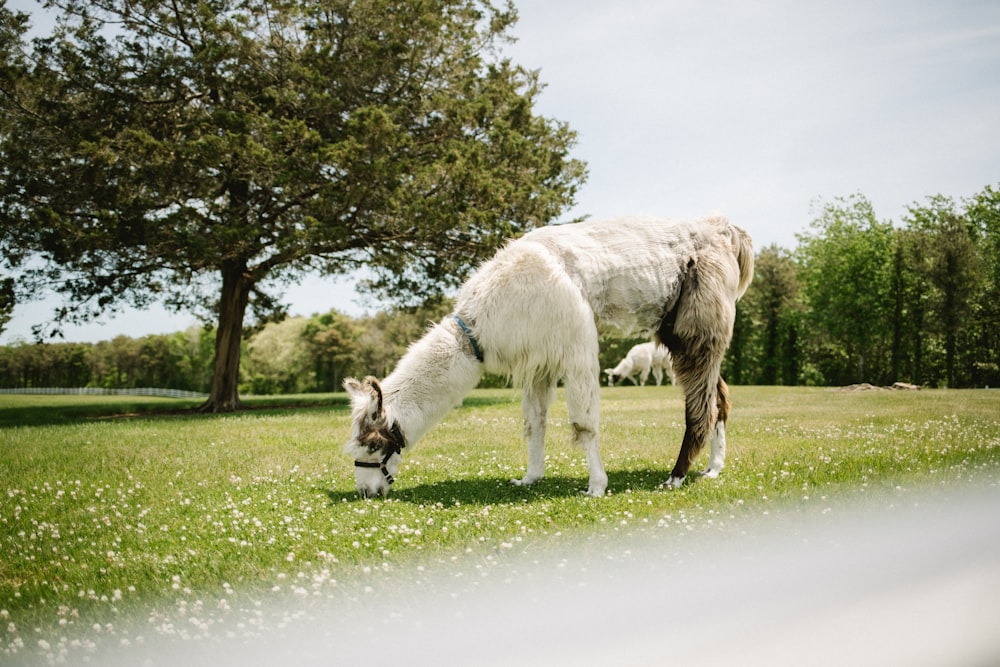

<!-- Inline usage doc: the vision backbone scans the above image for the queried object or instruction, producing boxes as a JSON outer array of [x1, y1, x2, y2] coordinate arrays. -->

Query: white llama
[[605, 342, 672, 386], [345, 215, 753, 497]]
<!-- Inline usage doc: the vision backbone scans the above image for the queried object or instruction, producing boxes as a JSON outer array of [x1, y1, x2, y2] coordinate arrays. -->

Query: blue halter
[[451, 315, 484, 363]]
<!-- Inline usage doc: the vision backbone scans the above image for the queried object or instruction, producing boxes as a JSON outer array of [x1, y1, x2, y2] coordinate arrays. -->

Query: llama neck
[[380, 320, 483, 446]]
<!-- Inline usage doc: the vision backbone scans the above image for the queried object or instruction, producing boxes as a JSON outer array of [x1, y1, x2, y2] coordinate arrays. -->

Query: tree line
[[0, 302, 647, 393], [0, 327, 216, 393], [3, 184, 998, 392], [726, 187, 1000, 388]]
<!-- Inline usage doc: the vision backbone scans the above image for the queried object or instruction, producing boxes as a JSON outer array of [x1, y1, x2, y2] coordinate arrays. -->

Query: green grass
[[1, 386, 999, 662]]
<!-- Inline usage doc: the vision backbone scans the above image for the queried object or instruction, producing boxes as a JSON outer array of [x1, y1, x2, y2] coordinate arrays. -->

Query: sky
[[4, 0, 999, 344]]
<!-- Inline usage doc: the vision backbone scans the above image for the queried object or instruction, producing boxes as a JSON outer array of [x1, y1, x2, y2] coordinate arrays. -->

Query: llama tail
[[730, 223, 754, 300]]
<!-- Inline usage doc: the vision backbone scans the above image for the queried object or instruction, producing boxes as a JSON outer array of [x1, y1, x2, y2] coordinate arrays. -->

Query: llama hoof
[[660, 476, 685, 489], [510, 476, 540, 487], [702, 467, 721, 479], [583, 482, 607, 497]]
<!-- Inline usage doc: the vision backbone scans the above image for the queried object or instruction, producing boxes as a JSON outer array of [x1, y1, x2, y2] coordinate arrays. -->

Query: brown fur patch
[[717, 377, 731, 424], [571, 422, 594, 446], [655, 260, 696, 356], [359, 424, 405, 458]]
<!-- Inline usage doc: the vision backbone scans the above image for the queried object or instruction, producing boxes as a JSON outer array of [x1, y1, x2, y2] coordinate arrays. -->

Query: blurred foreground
[[82, 481, 1000, 667]]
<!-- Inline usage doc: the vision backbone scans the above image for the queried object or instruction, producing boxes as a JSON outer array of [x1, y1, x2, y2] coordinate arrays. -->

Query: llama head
[[603, 369, 620, 386], [343, 376, 405, 498]]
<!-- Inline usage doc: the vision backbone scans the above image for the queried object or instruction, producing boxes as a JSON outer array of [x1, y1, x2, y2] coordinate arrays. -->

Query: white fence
[[0, 387, 207, 399]]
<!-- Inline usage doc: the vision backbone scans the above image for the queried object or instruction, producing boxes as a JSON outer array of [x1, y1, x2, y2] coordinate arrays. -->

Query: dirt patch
[[839, 382, 921, 392]]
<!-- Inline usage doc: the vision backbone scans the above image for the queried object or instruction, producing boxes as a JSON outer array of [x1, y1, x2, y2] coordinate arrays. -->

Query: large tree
[[903, 196, 982, 387], [743, 244, 801, 385], [796, 194, 897, 385], [966, 184, 1000, 386], [0, 0, 585, 410]]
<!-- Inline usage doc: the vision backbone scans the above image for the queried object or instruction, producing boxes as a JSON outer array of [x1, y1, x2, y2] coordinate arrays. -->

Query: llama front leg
[[512, 379, 555, 487], [565, 369, 608, 497]]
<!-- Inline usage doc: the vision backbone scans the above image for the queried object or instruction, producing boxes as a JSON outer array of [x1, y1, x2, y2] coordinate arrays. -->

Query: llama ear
[[344, 377, 386, 422], [344, 377, 375, 416], [364, 376, 384, 417], [344, 377, 370, 410]]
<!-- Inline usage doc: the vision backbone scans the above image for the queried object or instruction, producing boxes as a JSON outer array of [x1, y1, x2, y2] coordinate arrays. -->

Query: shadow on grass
[[324, 468, 683, 506], [0, 394, 352, 428], [0, 401, 198, 428]]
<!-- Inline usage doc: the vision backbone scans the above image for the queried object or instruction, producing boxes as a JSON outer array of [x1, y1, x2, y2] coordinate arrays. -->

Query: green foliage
[[302, 309, 364, 393], [727, 184, 1000, 388], [1, 387, 998, 661], [0, 278, 12, 334], [242, 317, 314, 395], [5, 176, 1000, 392], [731, 244, 802, 385], [966, 184, 1000, 385], [796, 194, 898, 384], [0, 327, 216, 392], [903, 196, 984, 386], [239, 298, 455, 394]]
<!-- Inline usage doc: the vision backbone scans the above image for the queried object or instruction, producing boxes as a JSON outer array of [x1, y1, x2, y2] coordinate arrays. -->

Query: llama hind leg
[[663, 351, 720, 489], [703, 377, 731, 479], [664, 401, 713, 488], [512, 379, 555, 487]]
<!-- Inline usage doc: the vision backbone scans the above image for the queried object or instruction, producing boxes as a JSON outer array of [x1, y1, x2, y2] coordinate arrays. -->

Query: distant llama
[[605, 341, 673, 386], [345, 215, 753, 497]]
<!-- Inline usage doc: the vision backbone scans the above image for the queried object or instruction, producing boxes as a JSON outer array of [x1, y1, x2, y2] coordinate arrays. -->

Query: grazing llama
[[605, 341, 672, 386], [345, 215, 753, 497]]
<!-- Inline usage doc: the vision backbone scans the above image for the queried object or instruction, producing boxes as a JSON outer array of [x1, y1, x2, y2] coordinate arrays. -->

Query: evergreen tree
[[0, 0, 585, 411]]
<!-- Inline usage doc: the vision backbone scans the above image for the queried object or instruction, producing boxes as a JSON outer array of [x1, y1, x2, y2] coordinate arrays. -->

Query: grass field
[[2, 386, 999, 664]]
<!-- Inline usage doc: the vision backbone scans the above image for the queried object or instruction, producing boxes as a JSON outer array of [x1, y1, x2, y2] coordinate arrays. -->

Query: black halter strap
[[354, 422, 406, 484]]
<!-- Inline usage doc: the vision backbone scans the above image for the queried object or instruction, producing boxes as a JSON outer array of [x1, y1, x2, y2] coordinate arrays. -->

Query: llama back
[[453, 214, 751, 385], [520, 215, 749, 333]]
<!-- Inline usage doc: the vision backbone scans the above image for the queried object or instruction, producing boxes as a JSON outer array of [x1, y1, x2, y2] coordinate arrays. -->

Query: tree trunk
[[890, 242, 904, 382], [945, 329, 956, 388], [200, 258, 252, 413], [762, 308, 779, 385]]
